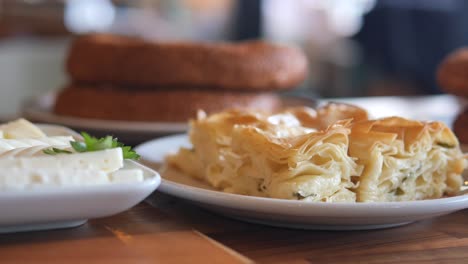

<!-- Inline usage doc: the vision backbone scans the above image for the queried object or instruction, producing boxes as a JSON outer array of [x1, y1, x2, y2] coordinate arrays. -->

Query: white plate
[[21, 92, 322, 145], [136, 134, 468, 230], [22, 94, 465, 145], [0, 124, 161, 233], [22, 93, 187, 144], [328, 94, 465, 125]]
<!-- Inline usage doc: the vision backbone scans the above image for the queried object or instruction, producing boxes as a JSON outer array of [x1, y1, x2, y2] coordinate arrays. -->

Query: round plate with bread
[[24, 34, 311, 144], [22, 92, 317, 145], [22, 93, 188, 145], [23, 92, 188, 133]]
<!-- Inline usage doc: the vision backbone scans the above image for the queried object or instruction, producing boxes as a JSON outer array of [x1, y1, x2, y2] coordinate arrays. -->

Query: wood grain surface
[[149, 193, 468, 264], [1, 192, 468, 264], [0, 199, 251, 264]]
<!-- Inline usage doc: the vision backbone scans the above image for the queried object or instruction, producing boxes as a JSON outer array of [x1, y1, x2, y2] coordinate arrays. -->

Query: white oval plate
[[0, 124, 161, 233], [22, 93, 187, 144], [136, 134, 468, 230], [21, 92, 322, 145]]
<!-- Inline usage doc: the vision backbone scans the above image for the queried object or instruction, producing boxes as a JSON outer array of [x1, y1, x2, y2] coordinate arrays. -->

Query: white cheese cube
[[110, 169, 144, 183], [0, 168, 110, 190]]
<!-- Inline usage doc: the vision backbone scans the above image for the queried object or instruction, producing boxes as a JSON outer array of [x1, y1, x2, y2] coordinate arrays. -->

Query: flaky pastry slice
[[349, 117, 467, 202], [166, 105, 365, 202], [228, 121, 362, 201]]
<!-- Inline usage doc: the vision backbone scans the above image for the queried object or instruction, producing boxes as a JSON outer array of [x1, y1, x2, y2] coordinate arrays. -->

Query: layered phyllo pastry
[[166, 104, 467, 202], [350, 117, 466, 202]]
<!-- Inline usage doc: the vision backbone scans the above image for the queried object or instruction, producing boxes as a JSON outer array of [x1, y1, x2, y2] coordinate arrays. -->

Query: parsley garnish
[[42, 147, 73, 155], [43, 132, 140, 160]]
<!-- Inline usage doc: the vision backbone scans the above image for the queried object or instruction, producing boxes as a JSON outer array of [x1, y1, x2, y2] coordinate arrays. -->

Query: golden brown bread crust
[[66, 34, 309, 91], [437, 47, 468, 97], [453, 107, 468, 144], [53, 85, 282, 122]]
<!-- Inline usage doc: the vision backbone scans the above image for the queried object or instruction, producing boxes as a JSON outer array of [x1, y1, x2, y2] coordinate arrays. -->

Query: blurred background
[[0, 0, 467, 119]]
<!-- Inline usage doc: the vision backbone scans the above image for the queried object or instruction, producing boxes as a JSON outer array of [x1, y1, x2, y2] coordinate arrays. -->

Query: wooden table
[[1, 192, 468, 264], [2, 95, 467, 263]]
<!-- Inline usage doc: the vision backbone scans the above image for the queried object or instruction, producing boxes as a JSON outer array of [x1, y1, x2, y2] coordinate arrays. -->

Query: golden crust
[[350, 117, 459, 154], [273, 103, 368, 130], [187, 103, 368, 138], [53, 85, 282, 122], [67, 34, 309, 91], [437, 47, 468, 97], [315, 102, 369, 129]]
